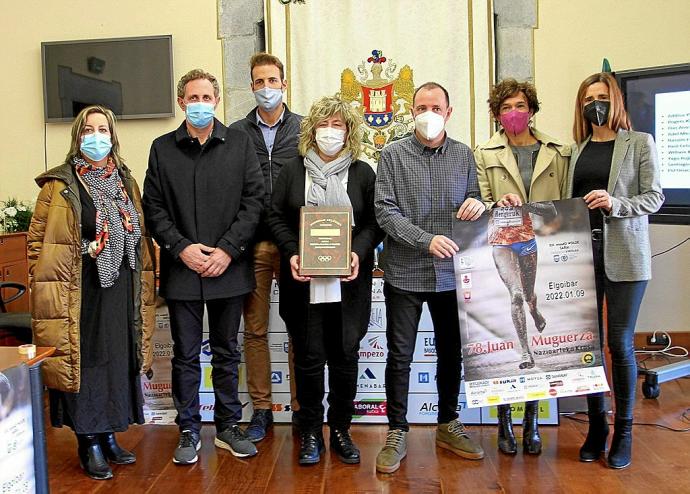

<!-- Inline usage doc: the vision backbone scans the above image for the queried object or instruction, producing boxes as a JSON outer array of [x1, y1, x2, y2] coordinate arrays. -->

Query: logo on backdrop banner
[[422, 336, 436, 357], [359, 335, 386, 359], [353, 399, 387, 417], [360, 368, 377, 380], [201, 339, 212, 356], [340, 49, 416, 164]]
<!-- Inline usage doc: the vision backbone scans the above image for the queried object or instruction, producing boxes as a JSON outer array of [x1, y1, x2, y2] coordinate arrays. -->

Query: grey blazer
[[566, 129, 664, 282]]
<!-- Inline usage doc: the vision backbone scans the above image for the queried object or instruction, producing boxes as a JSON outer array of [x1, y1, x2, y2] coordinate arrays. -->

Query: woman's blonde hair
[[299, 95, 363, 159], [573, 72, 631, 144], [65, 105, 124, 167]]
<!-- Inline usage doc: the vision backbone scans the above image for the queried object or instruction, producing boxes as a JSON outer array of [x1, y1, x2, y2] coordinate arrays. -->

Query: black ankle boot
[[522, 401, 542, 455], [608, 419, 633, 469], [99, 433, 136, 464], [298, 431, 325, 465], [330, 428, 360, 464], [579, 413, 609, 462], [77, 434, 113, 480], [497, 405, 517, 454]]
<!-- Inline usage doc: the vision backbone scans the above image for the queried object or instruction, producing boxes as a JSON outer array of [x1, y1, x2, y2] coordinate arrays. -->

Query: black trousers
[[288, 302, 358, 433], [167, 296, 244, 433], [384, 283, 462, 431], [588, 235, 647, 421]]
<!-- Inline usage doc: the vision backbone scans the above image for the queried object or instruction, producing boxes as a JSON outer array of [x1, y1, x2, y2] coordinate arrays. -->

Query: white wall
[[533, 0, 690, 333], [0, 0, 224, 202]]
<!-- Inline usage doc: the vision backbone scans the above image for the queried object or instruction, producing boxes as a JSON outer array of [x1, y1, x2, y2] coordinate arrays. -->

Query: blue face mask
[[254, 87, 283, 112], [80, 133, 112, 162], [185, 102, 215, 128]]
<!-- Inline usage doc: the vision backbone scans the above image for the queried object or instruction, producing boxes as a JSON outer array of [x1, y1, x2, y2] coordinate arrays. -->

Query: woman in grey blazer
[[567, 73, 664, 470]]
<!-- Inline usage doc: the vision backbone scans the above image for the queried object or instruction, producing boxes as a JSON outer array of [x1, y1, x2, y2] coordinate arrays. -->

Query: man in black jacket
[[143, 69, 264, 465], [228, 53, 302, 442]]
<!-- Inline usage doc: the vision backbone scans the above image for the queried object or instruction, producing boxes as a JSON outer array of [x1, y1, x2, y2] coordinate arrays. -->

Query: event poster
[[452, 198, 610, 408], [140, 301, 177, 424]]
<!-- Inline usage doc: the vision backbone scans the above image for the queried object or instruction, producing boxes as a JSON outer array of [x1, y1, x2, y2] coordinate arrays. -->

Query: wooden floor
[[45, 363, 689, 493]]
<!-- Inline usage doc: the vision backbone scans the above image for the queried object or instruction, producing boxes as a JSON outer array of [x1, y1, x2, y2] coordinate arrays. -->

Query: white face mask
[[315, 127, 346, 156], [414, 111, 446, 141]]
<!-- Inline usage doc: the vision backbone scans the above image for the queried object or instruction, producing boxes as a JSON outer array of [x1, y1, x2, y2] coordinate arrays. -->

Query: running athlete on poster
[[452, 198, 609, 408]]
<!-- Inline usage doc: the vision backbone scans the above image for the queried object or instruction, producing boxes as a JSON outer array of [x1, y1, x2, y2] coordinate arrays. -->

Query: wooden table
[[0, 346, 55, 494]]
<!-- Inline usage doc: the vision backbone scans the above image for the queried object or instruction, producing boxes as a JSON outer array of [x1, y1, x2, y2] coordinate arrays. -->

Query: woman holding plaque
[[475, 78, 570, 456], [567, 73, 663, 469], [28, 106, 155, 480], [268, 95, 381, 465]]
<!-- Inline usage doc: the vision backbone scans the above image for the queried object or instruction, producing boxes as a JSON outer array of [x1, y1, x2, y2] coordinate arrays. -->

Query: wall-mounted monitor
[[42, 35, 174, 123], [616, 63, 690, 224]]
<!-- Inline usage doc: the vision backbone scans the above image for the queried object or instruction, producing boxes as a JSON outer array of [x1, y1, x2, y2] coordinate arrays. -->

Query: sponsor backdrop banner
[[143, 275, 558, 425], [452, 198, 609, 408]]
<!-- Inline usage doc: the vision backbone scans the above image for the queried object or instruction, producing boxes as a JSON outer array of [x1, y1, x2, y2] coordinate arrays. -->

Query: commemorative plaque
[[299, 206, 352, 276]]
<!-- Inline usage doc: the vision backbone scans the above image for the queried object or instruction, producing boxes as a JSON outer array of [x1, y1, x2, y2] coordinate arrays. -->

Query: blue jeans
[[588, 235, 647, 420]]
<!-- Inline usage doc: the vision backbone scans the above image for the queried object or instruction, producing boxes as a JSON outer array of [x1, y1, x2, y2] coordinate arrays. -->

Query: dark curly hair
[[488, 78, 540, 119]]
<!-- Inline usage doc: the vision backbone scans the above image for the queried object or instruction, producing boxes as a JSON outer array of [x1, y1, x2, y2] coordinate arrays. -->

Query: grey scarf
[[304, 149, 353, 222]]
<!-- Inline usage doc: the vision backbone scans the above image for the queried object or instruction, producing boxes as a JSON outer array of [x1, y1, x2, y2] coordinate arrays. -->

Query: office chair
[[0, 281, 32, 344]]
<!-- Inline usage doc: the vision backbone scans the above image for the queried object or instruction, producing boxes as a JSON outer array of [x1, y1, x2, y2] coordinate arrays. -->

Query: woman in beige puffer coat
[[28, 105, 155, 480]]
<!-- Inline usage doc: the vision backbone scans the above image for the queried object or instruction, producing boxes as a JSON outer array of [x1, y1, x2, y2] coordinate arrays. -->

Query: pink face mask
[[499, 109, 530, 136]]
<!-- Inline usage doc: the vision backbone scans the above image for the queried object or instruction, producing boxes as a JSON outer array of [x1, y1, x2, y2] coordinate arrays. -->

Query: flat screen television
[[42, 35, 174, 123], [616, 63, 690, 224]]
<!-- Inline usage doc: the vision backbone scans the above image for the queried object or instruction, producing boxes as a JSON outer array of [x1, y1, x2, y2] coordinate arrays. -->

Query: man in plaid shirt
[[374, 82, 485, 474]]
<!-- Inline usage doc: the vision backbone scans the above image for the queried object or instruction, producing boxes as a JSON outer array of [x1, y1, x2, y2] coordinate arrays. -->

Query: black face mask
[[583, 100, 610, 127]]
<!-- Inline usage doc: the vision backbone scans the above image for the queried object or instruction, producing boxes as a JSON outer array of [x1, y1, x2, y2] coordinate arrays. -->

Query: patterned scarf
[[303, 149, 354, 224], [73, 157, 141, 288]]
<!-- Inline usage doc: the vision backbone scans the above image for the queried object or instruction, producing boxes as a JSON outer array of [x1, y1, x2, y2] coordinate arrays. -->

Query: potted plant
[[0, 198, 34, 233]]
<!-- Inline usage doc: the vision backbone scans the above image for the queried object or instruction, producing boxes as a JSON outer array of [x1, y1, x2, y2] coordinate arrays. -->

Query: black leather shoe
[[607, 419, 632, 469], [77, 434, 113, 480], [298, 431, 325, 465], [522, 401, 542, 455], [99, 433, 136, 464], [579, 412, 610, 462], [330, 428, 360, 464], [497, 404, 517, 454]]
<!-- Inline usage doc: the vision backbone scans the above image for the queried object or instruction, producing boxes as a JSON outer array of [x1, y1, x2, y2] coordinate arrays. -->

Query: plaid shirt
[[375, 133, 480, 292]]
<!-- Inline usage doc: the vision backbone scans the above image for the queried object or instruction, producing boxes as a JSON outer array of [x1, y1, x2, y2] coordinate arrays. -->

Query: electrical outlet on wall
[[647, 333, 670, 347]]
